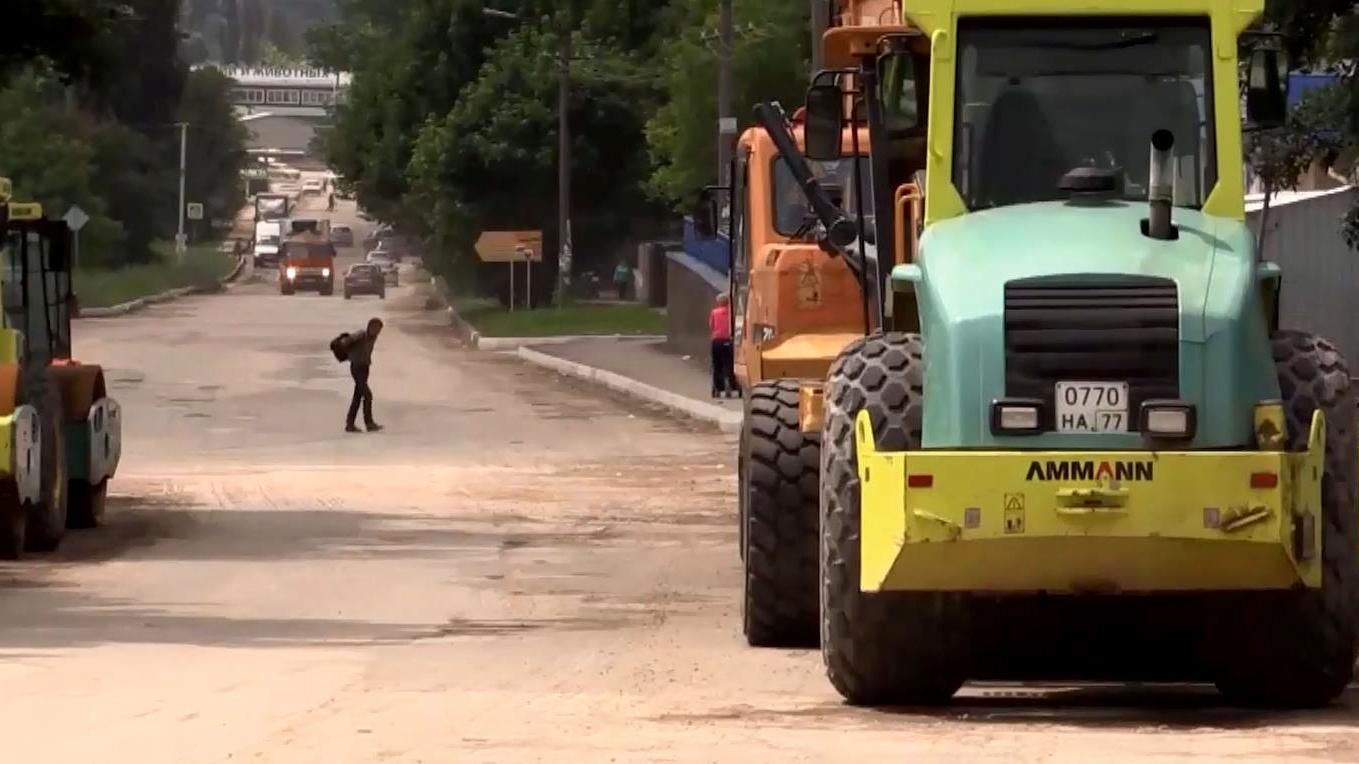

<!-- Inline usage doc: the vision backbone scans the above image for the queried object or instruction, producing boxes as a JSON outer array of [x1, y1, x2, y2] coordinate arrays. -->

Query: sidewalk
[[517, 337, 743, 431]]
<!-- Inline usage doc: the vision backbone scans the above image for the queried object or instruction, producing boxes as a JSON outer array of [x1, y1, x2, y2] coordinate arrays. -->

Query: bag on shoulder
[[329, 333, 351, 362]]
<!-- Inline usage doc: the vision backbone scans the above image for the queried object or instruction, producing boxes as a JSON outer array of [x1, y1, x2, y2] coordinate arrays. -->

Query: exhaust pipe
[[1147, 129, 1175, 240]]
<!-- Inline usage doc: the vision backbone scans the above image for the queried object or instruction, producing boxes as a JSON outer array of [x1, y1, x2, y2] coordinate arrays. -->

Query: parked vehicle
[[253, 193, 291, 222], [302, 178, 324, 195], [344, 263, 386, 299], [0, 178, 124, 558], [252, 220, 282, 268], [331, 225, 354, 247], [366, 251, 399, 286], [362, 224, 393, 250]]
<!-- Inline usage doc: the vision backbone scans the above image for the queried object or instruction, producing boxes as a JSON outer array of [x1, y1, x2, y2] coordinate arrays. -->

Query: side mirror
[[1243, 36, 1290, 131], [804, 84, 843, 161], [693, 194, 718, 238], [877, 49, 922, 133]]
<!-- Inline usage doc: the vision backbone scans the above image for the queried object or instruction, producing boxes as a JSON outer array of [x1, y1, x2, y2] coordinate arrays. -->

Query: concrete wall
[[1249, 186, 1359, 364], [666, 251, 728, 359]]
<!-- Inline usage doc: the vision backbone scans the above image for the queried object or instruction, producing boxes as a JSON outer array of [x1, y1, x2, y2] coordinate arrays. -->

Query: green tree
[[1251, 1, 1359, 248], [178, 67, 250, 240], [646, 0, 809, 209], [0, 1, 133, 86], [258, 40, 305, 69], [0, 71, 122, 264], [407, 18, 665, 288]]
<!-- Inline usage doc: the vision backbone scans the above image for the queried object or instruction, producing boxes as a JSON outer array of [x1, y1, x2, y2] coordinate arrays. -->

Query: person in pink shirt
[[708, 293, 739, 398]]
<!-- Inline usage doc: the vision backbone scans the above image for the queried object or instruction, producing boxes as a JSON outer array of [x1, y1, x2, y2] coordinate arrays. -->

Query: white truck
[[253, 220, 283, 268], [281, 217, 332, 242]]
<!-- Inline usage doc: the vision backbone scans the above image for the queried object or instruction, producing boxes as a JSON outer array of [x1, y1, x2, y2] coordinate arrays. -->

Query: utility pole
[[716, 0, 735, 189], [482, 4, 567, 307], [176, 121, 188, 262], [557, 7, 573, 306], [811, 0, 829, 73]]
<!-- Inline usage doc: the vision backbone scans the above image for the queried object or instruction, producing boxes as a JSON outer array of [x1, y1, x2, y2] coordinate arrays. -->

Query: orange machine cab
[[731, 121, 920, 388]]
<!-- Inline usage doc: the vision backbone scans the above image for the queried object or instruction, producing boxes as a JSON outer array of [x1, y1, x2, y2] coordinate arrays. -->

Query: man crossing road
[[343, 317, 384, 433]]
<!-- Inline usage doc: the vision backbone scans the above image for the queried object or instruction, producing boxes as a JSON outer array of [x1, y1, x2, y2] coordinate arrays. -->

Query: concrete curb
[[517, 346, 743, 433], [78, 255, 246, 319], [476, 334, 665, 352], [446, 305, 481, 347], [433, 276, 666, 351]]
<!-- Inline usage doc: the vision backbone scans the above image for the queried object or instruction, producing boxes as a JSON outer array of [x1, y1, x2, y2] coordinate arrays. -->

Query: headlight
[[990, 398, 1044, 435], [1140, 400, 1195, 439], [322, 268, 331, 277], [285, 266, 297, 279]]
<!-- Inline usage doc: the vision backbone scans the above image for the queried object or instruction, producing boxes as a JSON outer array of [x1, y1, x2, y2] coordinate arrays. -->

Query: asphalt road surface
[[0, 190, 1356, 763]]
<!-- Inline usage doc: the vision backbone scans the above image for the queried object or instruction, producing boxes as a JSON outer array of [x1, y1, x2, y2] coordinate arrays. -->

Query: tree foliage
[[646, 0, 809, 209], [322, 0, 815, 299], [2, 1, 248, 268], [1251, 1, 1359, 248]]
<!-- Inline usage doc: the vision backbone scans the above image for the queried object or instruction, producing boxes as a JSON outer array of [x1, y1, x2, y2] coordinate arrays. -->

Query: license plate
[[1055, 381, 1129, 433]]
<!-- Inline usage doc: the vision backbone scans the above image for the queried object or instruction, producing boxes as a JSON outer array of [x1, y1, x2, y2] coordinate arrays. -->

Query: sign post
[[62, 204, 90, 269], [474, 230, 542, 310], [515, 244, 533, 309]]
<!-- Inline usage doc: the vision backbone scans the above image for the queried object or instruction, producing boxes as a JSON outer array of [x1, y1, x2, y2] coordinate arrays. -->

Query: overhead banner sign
[[474, 230, 542, 263]]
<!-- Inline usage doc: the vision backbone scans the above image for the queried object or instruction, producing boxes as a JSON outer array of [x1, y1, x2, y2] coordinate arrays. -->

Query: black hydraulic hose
[[849, 103, 872, 337], [18, 229, 30, 363], [39, 231, 54, 360], [752, 102, 859, 251]]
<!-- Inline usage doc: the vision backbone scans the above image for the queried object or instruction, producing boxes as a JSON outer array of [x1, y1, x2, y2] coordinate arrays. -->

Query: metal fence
[[1249, 186, 1359, 364]]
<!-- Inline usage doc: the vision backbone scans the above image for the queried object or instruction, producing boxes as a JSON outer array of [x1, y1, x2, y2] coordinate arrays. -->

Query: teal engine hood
[[904, 200, 1281, 449]]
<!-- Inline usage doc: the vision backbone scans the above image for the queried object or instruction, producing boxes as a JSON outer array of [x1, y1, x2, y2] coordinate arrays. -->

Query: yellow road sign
[[474, 230, 542, 263]]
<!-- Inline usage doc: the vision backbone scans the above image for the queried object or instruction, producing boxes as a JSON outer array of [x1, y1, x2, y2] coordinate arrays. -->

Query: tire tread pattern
[[743, 379, 820, 648], [820, 332, 968, 705], [1212, 331, 1359, 707]]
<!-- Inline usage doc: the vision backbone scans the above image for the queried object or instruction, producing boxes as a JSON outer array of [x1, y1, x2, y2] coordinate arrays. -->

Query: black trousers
[[710, 339, 737, 394], [347, 364, 375, 426]]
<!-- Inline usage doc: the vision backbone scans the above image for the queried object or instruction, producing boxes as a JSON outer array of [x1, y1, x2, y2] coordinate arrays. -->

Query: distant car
[[301, 178, 323, 195], [331, 225, 354, 247], [344, 263, 385, 299], [366, 251, 399, 286]]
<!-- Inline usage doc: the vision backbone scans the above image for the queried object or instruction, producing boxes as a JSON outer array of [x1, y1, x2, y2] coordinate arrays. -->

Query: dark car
[[343, 263, 385, 299]]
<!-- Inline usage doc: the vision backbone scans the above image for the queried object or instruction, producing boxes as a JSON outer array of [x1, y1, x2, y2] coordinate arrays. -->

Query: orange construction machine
[[697, 0, 929, 648]]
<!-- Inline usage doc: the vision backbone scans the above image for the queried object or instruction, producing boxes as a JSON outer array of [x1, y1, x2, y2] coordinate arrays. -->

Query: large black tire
[[0, 481, 24, 559], [741, 379, 820, 648], [821, 332, 969, 705], [1209, 331, 1359, 707], [66, 479, 108, 530], [22, 369, 67, 553]]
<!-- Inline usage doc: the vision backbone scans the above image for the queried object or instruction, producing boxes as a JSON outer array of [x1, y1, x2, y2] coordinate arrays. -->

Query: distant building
[[198, 65, 352, 164]]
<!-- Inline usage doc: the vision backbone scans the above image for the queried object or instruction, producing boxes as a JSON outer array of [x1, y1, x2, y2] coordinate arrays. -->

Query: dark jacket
[[346, 329, 376, 367]]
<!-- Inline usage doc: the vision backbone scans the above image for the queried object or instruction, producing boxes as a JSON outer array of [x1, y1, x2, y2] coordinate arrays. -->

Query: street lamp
[[483, 6, 572, 307]]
